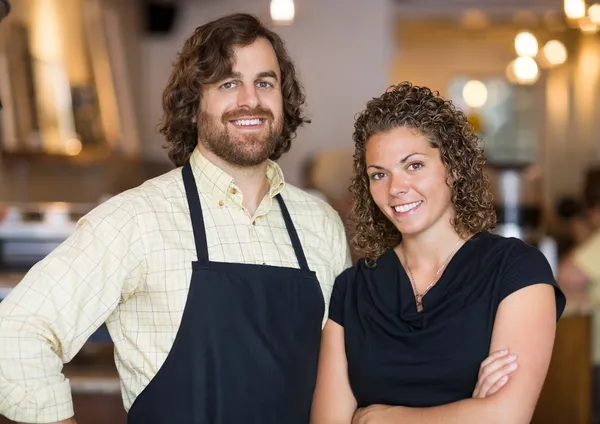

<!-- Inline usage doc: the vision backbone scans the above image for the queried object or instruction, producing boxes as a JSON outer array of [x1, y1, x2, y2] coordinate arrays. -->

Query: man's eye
[[220, 81, 236, 89], [256, 81, 273, 88]]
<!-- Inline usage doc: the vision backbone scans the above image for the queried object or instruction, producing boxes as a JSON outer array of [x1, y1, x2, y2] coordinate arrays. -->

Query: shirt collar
[[189, 148, 286, 204]]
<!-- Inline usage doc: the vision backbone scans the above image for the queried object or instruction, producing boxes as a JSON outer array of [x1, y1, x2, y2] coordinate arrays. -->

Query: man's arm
[[558, 230, 600, 304], [331, 210, 353, 273], [0, 199, 145, 423], [352, 284, 558, 424]]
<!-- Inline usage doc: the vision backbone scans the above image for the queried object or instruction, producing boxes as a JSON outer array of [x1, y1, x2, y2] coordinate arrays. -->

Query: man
[[0, 13, 351, 424], [559, 167, 600, 303], [558, 167, 600, 423]]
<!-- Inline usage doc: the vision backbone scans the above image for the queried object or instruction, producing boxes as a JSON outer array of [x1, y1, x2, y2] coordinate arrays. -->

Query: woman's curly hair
[[351, 81, 496, 262], [160, 13, 310, 166]]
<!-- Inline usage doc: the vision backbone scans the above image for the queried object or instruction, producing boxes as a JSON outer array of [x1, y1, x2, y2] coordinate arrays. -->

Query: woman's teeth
[[394, 201, 422, 213]]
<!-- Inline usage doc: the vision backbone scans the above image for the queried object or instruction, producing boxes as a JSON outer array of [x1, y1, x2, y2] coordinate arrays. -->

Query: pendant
[[415, 295, 424, 312]]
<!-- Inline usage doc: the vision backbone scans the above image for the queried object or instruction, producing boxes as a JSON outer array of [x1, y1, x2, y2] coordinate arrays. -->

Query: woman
[[311, 82, 566, 424]]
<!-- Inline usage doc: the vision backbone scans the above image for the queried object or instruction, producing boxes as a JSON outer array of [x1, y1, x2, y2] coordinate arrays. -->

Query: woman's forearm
[[354, 397, 514, 424]]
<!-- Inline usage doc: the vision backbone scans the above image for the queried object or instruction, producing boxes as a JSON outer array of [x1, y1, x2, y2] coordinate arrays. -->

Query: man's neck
[[196, 146, 271, 216]]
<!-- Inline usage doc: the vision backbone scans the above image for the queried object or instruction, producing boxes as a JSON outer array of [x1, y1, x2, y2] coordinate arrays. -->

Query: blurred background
[[0, 0, 598, 422]]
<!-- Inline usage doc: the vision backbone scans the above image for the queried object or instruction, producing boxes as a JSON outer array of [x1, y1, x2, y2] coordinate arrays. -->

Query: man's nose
[[237, 84, 259, 109]]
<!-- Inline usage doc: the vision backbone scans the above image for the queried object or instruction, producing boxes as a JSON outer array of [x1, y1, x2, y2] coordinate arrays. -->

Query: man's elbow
[[558, 258, 590, 290]]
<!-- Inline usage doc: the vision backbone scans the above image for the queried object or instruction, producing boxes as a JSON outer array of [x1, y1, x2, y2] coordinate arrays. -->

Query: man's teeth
[[232, 118, 263, 126], [394, 201, 422, 213]]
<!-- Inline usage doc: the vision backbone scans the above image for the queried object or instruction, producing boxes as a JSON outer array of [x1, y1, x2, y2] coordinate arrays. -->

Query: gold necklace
[[401, 238, 462, 312]]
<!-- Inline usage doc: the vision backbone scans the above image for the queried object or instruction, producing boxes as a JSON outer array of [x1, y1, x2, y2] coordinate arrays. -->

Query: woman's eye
[[407, 162, 423, 171], [370, 172, 385, 181]]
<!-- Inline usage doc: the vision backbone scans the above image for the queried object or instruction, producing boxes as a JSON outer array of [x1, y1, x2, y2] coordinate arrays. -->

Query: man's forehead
[[230, 40, 280, 72]]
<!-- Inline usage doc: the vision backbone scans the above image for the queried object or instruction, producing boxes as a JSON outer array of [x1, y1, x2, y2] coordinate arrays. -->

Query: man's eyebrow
[[256, 70, 278, 81]]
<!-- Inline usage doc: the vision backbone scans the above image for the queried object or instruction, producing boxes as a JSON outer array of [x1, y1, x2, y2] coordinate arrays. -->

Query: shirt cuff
[[1, 378, 74, 423]]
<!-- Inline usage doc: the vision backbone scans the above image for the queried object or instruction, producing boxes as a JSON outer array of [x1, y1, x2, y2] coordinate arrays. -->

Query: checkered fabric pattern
[[0, 149, 351, 423]]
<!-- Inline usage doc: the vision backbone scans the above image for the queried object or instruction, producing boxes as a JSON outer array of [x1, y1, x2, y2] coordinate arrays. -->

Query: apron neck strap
[[275, 194, 310, 271], [182, 161, 209, 264], [182, 161, 311, 271]]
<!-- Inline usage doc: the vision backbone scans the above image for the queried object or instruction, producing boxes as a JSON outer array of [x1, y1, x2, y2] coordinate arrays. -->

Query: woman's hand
[[352, 404, 397, 424], [472, 348, 518, 398]]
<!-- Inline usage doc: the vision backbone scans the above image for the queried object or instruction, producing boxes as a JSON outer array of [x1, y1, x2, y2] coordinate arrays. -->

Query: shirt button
[[218, 200, 224, 207], [229, 187, 237, 195], [252, 221, 256, 226]]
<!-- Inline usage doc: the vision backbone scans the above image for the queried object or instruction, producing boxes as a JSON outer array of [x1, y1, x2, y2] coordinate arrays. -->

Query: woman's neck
[[397, 227, 469, 271]]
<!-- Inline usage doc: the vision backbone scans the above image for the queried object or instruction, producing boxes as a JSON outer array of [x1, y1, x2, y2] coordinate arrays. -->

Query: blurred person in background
[[558, 167, 600, 423], [558, 167, 600, 305], [555, 196, 590, 253], [302, 151, 362, 263], [0, 13, 351, 424], [311, 82, 565, 424]]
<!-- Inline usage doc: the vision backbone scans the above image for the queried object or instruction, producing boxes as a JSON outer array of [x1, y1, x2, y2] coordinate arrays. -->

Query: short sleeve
[[499, 240, 566, 320], [328, 271, 350, 326]]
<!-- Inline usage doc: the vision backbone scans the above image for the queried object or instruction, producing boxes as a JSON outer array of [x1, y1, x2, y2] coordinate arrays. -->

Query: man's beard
[[197, 107, 283, 167]]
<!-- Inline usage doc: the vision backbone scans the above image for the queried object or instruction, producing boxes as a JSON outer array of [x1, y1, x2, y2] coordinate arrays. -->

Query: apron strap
[[275, 194, 310, 271], [182, 161, 210, 264], [183, 160, 310, 271]]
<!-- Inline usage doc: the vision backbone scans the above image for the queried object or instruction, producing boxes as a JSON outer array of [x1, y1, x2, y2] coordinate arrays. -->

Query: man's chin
[[222, 146, 275, 167]]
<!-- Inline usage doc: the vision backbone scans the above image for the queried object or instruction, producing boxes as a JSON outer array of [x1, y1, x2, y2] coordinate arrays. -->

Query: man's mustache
[[222, 107, 274, 123]]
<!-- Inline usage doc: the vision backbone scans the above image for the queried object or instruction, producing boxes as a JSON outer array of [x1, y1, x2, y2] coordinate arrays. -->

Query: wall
[[3, 1, 600, 208], [136, 0, 394, 186], [390, 21, 520, 96], [544, 33, 600, 219], [391, 21, 600, 223]]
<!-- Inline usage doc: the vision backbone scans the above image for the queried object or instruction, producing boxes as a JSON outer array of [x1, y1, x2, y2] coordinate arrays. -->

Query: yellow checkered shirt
[[0, 149, 351, 423]]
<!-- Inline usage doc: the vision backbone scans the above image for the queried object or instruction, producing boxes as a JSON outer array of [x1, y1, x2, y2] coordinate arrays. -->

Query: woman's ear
[[447, 168, 460, 185]]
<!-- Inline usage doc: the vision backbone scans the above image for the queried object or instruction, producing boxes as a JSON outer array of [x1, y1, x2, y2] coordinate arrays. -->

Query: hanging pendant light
[[271, 0, 295, 25]]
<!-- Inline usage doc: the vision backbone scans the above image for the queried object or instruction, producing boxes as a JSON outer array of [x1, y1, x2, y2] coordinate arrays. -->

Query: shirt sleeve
[[572, 230, 600, 283], [332, 214, 352, 276], [498, 240, 566, 321], [329, 271, 350, 326], [0, 197, 145, 423], [318, 207, 352, 328]]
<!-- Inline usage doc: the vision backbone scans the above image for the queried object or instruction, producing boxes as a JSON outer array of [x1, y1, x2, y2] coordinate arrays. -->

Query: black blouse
[[328, 231, 566, 408]]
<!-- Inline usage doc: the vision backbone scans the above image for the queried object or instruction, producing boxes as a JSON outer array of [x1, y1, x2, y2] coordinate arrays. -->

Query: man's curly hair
[[351, 81, 496, 261], [160, 13, 310, 166]]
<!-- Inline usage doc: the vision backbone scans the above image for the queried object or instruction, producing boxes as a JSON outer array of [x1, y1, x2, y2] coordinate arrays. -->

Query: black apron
[[127, 162, 324, 424]]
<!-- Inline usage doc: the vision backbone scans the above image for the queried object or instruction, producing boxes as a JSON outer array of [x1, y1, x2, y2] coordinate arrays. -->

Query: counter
[[533, 311, 592, 424]]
